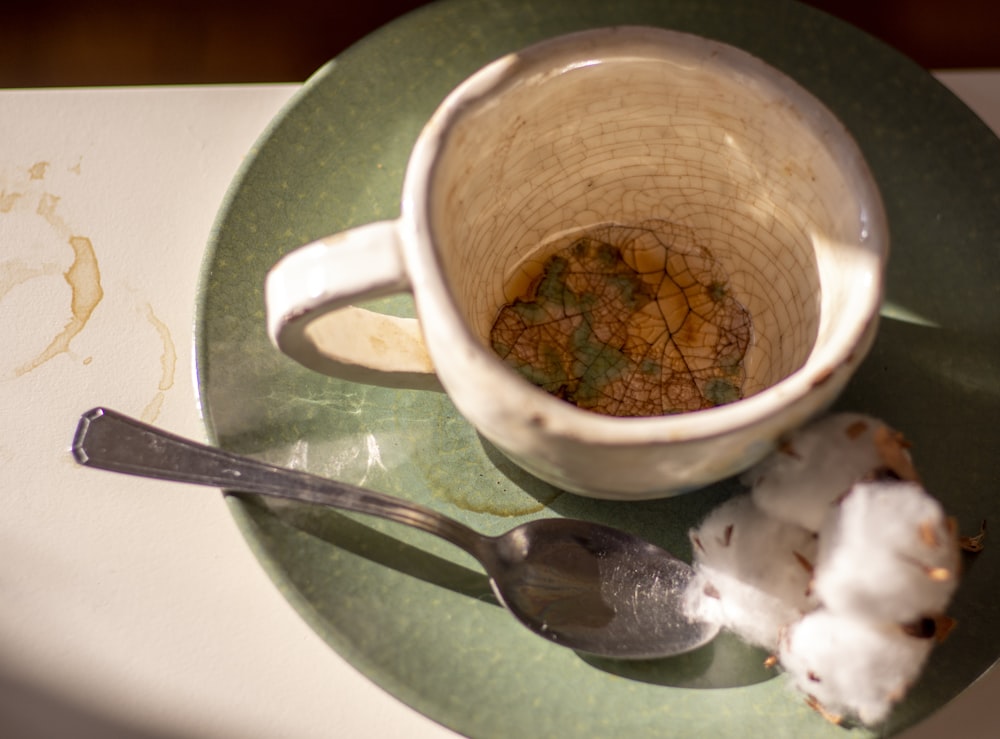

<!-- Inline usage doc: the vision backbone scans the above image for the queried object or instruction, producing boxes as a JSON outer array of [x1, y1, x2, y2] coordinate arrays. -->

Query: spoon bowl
[[71, 407, 718, 659], [486, 517, 718, 658]]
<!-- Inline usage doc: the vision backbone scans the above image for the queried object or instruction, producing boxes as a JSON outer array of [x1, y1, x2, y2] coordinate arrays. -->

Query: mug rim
[[400, 25, 888, 446]]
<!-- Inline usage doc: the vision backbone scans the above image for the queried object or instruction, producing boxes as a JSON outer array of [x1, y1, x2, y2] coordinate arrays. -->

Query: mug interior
[[426, 29, 877, 408]]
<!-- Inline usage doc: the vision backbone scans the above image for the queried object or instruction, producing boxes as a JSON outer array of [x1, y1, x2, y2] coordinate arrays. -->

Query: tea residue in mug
[[489, 221, 752, 417]]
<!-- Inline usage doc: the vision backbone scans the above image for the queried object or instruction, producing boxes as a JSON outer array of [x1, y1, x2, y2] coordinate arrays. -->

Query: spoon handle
[[72, 408, 485, 556]]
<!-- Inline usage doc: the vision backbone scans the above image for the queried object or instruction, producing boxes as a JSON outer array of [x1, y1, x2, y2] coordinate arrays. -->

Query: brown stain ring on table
[[13, 184, 104, 377], [4, 160, 177, 421], [140, 302, 177, 422]]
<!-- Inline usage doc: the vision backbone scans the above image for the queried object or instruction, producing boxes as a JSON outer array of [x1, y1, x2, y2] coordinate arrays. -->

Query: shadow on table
[[0, 665, 187, 739]]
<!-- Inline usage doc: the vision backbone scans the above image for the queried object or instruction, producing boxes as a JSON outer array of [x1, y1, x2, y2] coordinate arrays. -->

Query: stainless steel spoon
[[71, 407, 718, 660]]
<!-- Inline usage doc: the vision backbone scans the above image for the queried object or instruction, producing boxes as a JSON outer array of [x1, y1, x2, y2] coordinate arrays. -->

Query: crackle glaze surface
[[197, 0, 1000, 736]]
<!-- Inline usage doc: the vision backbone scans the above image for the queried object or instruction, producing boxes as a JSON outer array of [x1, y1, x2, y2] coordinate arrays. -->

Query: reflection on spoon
[[71, 407, 719, 660]]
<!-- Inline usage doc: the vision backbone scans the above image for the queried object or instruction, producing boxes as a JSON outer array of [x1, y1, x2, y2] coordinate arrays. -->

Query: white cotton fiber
[[779, 609, 934, 726], [814, 481, 960, 623], [744, 413, 914, 532], [683, 411, 962, 727], [687, 493, 818, 651]]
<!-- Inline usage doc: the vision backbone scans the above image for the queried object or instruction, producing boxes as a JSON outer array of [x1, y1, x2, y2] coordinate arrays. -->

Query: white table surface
[[1, 72, 997, 738]]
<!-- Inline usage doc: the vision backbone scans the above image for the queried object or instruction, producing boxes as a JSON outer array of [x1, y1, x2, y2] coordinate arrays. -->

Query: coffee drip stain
[[439, 480, 550, 518], [11, 186, 104, 376], [140, 302, 176, 422], [28, 161, 50, 180], [4, 159, 174, 418], [0, 190, 23, 213], [408, 397, 562, 518], [0, 260, 62, 299], [14, 234, 103, 377]]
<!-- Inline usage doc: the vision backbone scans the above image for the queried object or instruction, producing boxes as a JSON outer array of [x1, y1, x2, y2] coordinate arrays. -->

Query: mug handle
[[265, 220, 440, 390]]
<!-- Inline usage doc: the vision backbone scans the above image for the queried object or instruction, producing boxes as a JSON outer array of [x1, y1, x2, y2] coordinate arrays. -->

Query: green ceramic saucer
[[197, 0, 1000, 735]]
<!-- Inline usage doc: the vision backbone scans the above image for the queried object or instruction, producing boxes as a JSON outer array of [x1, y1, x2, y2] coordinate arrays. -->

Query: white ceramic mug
[[265, 27, 888, 500]]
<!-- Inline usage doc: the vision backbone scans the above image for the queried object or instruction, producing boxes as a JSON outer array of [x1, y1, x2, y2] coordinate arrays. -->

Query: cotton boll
[[744, 413, 913, 532], [686, 413, 960, 727], [685, 567, 802, 651], [687, 493, 818, 650], [779, 609, 934, 726], [814, 481, 961, 623]]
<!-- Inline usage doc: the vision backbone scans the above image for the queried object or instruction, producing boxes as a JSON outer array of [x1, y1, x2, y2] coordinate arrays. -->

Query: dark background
[[1, 0, 998, 89]]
